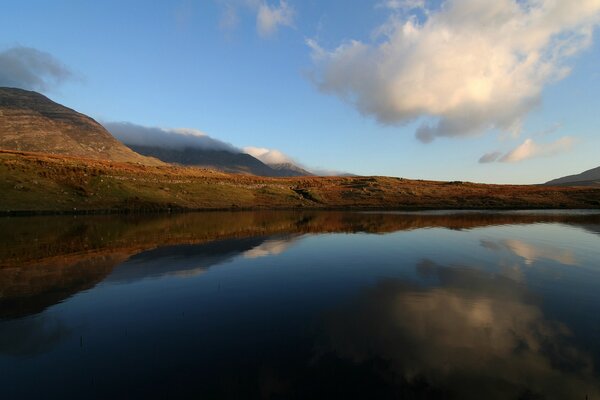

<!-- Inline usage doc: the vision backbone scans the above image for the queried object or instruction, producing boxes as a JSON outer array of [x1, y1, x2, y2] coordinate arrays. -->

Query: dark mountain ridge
[[546, 165, 600, 187]]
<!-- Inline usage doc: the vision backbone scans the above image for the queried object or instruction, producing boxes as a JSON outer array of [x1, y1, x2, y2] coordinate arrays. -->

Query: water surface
[[1, 211, 600, 399]]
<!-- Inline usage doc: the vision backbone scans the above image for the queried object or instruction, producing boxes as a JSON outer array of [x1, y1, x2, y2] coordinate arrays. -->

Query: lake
[[1, 210, 600, 399]]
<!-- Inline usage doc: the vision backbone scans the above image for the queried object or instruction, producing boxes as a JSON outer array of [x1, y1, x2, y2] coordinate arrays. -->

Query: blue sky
[[0, 0, 599, 183]]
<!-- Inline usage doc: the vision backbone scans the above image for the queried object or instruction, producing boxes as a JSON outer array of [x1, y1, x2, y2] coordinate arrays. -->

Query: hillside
[[1, 150, 599, 214], [0, 87, 160, 165], [124, 145, 313, 177], [268, 162, 313, 177], [126, 144, 279, 176], [546, 165, 600, 187]]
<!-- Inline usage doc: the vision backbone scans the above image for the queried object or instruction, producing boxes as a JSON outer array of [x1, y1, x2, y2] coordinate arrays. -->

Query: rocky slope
[[0, 87, 160, 165]]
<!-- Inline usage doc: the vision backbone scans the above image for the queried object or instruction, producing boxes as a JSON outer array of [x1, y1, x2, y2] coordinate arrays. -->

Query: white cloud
[[0, 46, 72, 92], [480, 136, 575, 164], [308, 0, 600, 142], [478, 151, 503, 164], [500, 136, 575, 163], [376, 0, 425, 11], [257, 0, 294, 37], [107, 123, 351, 175], [217, 0, 294, 37], [219, 3, 240, 31], [104, 122, 239, 152], [243, 146, 294, 164]]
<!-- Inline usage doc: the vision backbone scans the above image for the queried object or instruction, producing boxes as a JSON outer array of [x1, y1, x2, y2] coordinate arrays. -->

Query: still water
[[1, 211, 600, 399]]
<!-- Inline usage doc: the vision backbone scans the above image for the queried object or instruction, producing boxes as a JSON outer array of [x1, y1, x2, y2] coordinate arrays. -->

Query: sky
[[0, 0, 599, 183]]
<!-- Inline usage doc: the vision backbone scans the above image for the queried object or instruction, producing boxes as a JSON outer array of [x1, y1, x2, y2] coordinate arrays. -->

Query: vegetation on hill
[[2, 150, 600, 214]]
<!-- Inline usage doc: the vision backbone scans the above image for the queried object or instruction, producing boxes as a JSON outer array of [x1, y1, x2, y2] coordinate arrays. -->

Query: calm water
[[1, 211, 600, 399]]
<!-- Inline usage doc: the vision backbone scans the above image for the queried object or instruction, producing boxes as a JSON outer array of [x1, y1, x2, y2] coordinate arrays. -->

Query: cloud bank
[[104, 122, 239, 152], [0, 46, 72, 92], [479, 136, 575, 163], [106, 123, 351, 175], [243, 146, 294, 164], [308, 0, 600, 142]]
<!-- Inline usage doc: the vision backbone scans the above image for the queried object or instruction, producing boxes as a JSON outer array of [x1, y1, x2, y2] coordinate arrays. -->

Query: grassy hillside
[[2, 150, 600, 213]]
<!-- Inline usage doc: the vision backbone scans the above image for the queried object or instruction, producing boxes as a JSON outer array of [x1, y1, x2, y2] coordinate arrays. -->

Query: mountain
[[125, 144, 282, 176], [545, 166, 600, 186], [0, 87, 159, 165], [125, 144, 314, 177], [267, 162, 313, 177]]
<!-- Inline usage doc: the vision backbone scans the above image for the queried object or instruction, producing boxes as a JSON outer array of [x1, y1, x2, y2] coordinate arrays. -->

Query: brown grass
[[1, 149, 600, 213]]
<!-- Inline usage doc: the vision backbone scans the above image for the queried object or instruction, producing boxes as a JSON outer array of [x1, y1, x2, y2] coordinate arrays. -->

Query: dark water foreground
[[1, 210, 600, 399]]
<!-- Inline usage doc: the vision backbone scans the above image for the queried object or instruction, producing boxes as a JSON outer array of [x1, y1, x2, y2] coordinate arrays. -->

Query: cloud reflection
[[319, 260, 599, 399], [243, 236, 300, 259], [481, 238, 578, 266]]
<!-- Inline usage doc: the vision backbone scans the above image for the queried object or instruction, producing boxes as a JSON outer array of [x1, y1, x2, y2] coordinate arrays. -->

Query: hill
[[1, 150, 599, 214], [268, 162, 313, 177], [0, 87, 160, 165], [546, 166, 600, 187], [123, 146, 313, 177], [125, 144, 280, 176]]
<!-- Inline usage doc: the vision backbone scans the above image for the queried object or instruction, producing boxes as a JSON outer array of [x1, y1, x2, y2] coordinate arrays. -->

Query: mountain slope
[[125, 144, 314, 177], [268, 162, 313, 177], [545, 166, 600, 186], [126, 144, 284, 176], [0, 87, 160, 165]]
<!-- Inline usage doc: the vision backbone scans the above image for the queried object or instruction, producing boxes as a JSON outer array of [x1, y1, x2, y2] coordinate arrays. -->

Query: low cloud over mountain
[[104, 121, 315, 176], [104, 122, 239, 153]]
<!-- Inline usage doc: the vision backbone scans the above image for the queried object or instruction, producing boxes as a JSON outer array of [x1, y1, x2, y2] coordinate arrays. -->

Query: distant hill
[[268, 162, 313, 177], [545, 166, 600, 187], [0, 87, 159, 165], [123, 145, 314, 177], [125, 145, 280, 176]]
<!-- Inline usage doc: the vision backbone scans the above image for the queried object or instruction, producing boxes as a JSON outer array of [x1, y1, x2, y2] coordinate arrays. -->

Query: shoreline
[[2, 205, 600, 218]]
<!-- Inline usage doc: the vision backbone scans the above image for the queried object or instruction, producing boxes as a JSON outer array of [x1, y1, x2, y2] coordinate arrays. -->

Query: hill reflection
[[1, 211, 599, 319]]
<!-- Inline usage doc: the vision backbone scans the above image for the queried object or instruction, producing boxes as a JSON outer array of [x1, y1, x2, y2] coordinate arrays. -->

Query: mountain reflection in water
[[0, 211, 599, 399]]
